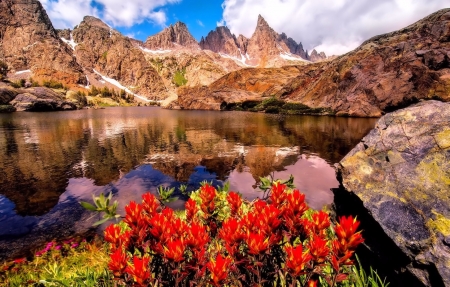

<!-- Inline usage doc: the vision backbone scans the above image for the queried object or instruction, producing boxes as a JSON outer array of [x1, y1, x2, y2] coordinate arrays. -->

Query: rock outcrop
[[337, 100, 450, 286], [10, 86, 77, 111], [173, 9, 450, 117], [0, 0, 85, 85], [145, 22, 200, 50], [308, 49, 327, 62], [71, 16, 167, 100], [200, 26, 242, 59]]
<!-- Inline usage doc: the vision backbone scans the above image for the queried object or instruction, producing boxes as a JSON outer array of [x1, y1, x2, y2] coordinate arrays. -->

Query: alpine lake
[[0, 107, 377, 260]]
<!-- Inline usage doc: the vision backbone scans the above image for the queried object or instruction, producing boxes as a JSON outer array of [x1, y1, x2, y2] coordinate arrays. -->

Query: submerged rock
[[337, 100, 450, 286]]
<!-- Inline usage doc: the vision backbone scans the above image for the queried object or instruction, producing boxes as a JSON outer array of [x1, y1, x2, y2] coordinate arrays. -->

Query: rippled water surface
[[0, 107, 377, 259]]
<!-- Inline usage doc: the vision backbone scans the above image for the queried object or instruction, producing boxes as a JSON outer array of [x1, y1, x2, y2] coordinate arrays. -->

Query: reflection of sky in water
[[228, 154, 337, 209]]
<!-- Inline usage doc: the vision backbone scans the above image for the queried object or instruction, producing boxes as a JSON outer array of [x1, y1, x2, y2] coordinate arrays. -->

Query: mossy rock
[[338, 100, 450, 287]]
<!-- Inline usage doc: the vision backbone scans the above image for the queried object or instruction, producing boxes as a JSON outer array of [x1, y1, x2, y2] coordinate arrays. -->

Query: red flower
[[219, 218, 245, 244], [334, 216, 364, 251], [285, 244, 312, 277], [226, 192, 242, 216], [125, 256, 151, 286], [142, 192, 159, 215], [124, 201, 144, 227], [308, 234, 330, 264], [311, 210, 331, 236], [270, 182, 287, 206], [13, 258, 26, 264], [186, 222, 209, 249], [164, 238, 186, 262], [108, 248, 128, 277], [185, 198, 199, 222], [308, 280, 318, 287], [206, 254, 232, 286], [104, 224, 121, 244], [245, 232, 269, 255], [286, 190, 308, 217], [199, 184, 216, 203]]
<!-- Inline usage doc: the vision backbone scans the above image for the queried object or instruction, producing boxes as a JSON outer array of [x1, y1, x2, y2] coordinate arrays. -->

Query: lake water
[[0, 107, 377, 260]]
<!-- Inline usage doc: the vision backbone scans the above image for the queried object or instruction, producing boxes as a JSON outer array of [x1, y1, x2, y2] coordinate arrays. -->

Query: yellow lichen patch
[[434, 129, 450, 149], [427, 211, 450, 237], [416, 153, 450, 186]]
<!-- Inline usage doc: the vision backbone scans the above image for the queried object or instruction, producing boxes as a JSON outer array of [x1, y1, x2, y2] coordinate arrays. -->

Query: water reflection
[[0, 107, 376, 259]]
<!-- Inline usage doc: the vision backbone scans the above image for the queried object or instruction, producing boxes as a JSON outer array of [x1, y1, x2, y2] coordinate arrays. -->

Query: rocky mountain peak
[[145, 21, 199, 50], [199, 26, 242, 58], [257, 15, 269, 27], [309, 49, 327, 62], [0, 0, 84, 84], [80, 16, 111, 30]]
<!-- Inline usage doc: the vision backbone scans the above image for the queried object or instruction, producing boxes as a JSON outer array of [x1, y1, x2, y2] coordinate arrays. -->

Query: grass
[[1, 237, 111, 287]]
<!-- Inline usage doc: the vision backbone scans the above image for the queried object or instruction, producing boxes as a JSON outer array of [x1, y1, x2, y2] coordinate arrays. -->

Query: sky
[[39, 0, 448, 55]]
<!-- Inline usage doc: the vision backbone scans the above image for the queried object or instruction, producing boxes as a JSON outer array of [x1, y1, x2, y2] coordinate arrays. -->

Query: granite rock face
[[308, 49, 327, 62], [0, 0, 85, 85], [173, 9, 450, 116], [338, 100, 450, 286], [71, 16, 167, 100], [200, 26, 242, 58]]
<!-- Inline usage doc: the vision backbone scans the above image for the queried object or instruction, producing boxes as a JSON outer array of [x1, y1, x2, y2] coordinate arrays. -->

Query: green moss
[[417, 153, 450, 186]]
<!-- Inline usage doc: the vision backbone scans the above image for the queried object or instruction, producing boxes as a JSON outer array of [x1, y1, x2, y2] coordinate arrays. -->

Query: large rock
[[10, 87, 77, 111], [337, 100, 450, 286]]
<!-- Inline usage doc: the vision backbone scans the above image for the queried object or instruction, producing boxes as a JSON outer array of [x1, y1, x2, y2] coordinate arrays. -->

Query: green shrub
[[43, 79, 65, 89], [173, 68, 188, 87], [0, 60, 8, 80]]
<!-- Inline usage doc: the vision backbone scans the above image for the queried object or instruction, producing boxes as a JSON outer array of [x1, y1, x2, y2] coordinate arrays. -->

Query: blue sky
[[112, 0, 224, 41], [39, 0, 448, 55]]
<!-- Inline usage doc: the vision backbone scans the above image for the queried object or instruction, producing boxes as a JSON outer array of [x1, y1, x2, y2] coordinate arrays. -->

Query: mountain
[[144, 22, 200, 50], [172, 8, 450, 117], [66, 16, 167, 100], [0, 0, 85, 85], [199, 15, 324, 67], [200, 26, 242, 59]]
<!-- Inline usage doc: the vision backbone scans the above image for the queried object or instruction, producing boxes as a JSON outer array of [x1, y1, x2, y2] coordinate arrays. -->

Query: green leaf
[[93, 217, 110, 226], [80, 201, 98, 211]]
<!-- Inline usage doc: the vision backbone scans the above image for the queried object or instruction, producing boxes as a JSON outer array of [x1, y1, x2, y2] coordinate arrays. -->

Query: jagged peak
[[81, 16, 110, 30], [257, 14, 269, 27]]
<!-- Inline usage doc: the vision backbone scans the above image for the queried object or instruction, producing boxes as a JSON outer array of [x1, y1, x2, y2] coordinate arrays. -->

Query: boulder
[[0, 87, 18, 104], [10, 87, 77, 111], [337, 100, 450, 286]]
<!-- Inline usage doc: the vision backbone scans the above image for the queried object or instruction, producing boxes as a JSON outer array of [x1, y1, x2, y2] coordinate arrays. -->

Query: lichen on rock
[[338, 100, 450, 286]]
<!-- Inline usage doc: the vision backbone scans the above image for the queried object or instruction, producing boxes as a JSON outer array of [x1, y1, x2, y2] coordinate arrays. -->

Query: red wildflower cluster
[[104, 182, 364, 286]]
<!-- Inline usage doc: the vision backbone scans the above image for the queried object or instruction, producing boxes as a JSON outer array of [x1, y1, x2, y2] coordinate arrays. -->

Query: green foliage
[[101, 51, 108, 60], [1, 239, 111, 286], [173, 68, 187, 87], [88, 86, 135, 104], [80, 192, 121, 226], [73, 91, 88, 106], [43, 79, 66, 89], [157, 186, 178, 203], [0, 60, 8, 80], [29, 77, 40, 87]]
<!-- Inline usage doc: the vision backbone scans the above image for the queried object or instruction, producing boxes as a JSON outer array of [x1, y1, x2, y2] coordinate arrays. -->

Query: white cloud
[[39, 0, 179, 29], [196, 20, 204, 27], [220, 0, 449, 55]]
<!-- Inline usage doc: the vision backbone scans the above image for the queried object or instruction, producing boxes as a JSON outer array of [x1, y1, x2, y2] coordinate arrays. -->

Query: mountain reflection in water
[[0, 107, 377, 260]]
